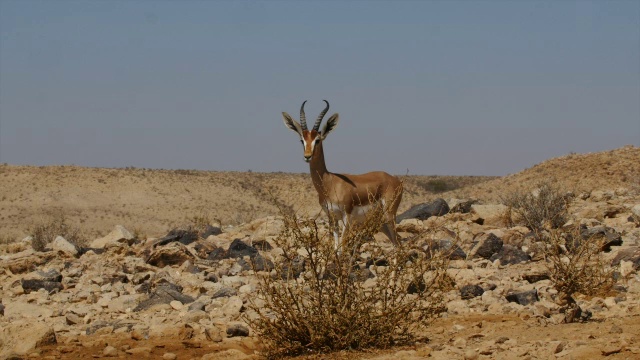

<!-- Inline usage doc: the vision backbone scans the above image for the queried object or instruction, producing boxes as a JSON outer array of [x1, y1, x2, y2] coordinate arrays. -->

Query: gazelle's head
[[282, 100, 339, 163]]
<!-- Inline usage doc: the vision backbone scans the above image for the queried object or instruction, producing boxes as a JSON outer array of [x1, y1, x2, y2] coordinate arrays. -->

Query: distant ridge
[[450, 145, 640, 202]]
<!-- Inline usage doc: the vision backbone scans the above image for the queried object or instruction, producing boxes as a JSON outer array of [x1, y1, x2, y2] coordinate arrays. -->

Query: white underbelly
[[324, 202, 377, 224], [350, 204, 373, 223]]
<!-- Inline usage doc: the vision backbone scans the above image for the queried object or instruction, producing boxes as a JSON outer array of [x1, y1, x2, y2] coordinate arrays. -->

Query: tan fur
[[308, 140, 403, 247], [283, 107, 403, 248]]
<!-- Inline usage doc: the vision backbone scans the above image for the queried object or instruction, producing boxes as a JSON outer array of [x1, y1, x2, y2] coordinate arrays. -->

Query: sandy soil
[[0, 164, 492, 241]]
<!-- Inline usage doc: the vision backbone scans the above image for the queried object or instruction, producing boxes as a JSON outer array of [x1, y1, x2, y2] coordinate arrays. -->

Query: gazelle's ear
[[321, 113, 339, 139], [282, 112, 303, 135]]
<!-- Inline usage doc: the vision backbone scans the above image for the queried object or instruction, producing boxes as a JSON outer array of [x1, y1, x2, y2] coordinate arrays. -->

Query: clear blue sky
[[1, 0, 638, 176]]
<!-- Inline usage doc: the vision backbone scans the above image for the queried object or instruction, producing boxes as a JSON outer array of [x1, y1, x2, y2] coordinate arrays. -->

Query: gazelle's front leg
[[338, 213, 353, 253], [332, 222, 341, 251], [323, 205, 342, 251]]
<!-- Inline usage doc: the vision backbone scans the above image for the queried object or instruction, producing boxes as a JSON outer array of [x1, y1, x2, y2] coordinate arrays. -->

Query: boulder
[[468, 233, 504, 260], [505, 289, 539, 305], [427, 239, 467, 260], [51, 236, 78, 256], [449, 199, 477, 214], [90, 225, 134, 248], [146, 242, 195, 267], [21, 278, 63, 294], [200, 225, 222, 238], [154, 229, 198, 247], [227, 239, 259, 259], [460, 285, 484, 300], [397, 198, 449, 222], [470, 204, 508, 226], [226, 323, 250, 337], [611, 247, 640, 270], [222, 296, 244, 318], [490, 244, 531, 265], [30, 269, 63, 282], [522, 273, 550, 283], [134, 282, 195, 312], [0, 322, 56, 357], [1, 251, 57, 274], [207, 247, 227, 261], [193, 241, 218, 258], [237, 255, 274, 272], [4, 301, 55, 319], [211, 286, 237, 299], [580, 226, 623, 252], [590, 190, 613, 202]]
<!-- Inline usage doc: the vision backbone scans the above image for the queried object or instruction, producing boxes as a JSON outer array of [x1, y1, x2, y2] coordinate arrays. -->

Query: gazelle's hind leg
[[381, 222, 400, 246], [382, 183, 403, 246]]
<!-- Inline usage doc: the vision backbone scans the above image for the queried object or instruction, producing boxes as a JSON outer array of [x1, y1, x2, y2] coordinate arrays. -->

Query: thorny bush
[[29, 215, 87, 252], [542, 226, 616, 299], [538, 225, 617, 323], [246, 200, 452, 358], [502, 181, 572, 232]]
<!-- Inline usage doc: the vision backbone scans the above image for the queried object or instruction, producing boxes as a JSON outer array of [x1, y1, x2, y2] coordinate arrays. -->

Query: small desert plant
[[0, 235, 15, 245], [502, 181, 571, 232], [417, 179, 449, 193], [542, 226, 616, 298], [538, 225, 616, 323], [247, 200, 451, 358], [30, 215, 87, 251], [187, 213, 214, 232], [416, 179, 452, 193]]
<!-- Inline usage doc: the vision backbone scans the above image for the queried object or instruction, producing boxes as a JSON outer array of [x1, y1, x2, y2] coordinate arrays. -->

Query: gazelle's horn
[[313, 100, 329, 131], [299, 100, 308, 131]]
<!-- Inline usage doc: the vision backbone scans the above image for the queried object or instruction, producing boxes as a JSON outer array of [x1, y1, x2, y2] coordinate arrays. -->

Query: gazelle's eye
[[314, 138, 319, 144]]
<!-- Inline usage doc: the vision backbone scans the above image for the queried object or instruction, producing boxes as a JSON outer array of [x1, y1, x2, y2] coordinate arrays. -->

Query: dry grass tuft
[[29, 215, 87, 251]]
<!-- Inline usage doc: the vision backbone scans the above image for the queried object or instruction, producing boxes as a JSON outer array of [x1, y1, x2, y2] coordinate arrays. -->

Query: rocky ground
[[1, 184, 639, 359], [1, 146, 639, 359]]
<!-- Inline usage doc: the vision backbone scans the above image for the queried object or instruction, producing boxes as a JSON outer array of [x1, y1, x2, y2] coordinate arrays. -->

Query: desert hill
[[1, 145, 637, 241], [449, 145, 640, 202], [0, 165, 491, 241]]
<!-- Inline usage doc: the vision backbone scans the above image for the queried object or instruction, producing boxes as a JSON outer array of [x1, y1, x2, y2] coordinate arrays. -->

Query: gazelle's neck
[[309, 140, 329, 191]]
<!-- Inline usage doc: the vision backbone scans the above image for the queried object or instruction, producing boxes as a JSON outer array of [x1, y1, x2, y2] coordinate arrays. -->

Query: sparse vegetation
[[29, 215, 87, 251], [0, 234, 15, 245], [187, 213, 215, 232], [503, 181, 617, 322], [416, 179, 449, 193], [542, 226, 616, 300], [502, 181, 571, 232], [247, 204, 451, 358]]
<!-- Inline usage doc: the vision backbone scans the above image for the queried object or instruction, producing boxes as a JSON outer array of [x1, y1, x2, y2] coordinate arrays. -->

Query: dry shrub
[[0, 235, 16, 245], [30, 215, 87, 251], [416, 179, 449, 193], [247, 201, 451, 358], [187, 213, 215, 233], [542, 226, 616, 298], [502, 181, 571, 232]]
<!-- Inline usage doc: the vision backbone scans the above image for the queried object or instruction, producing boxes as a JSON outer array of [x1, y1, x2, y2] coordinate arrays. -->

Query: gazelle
[[282, 100, 403, 249]]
